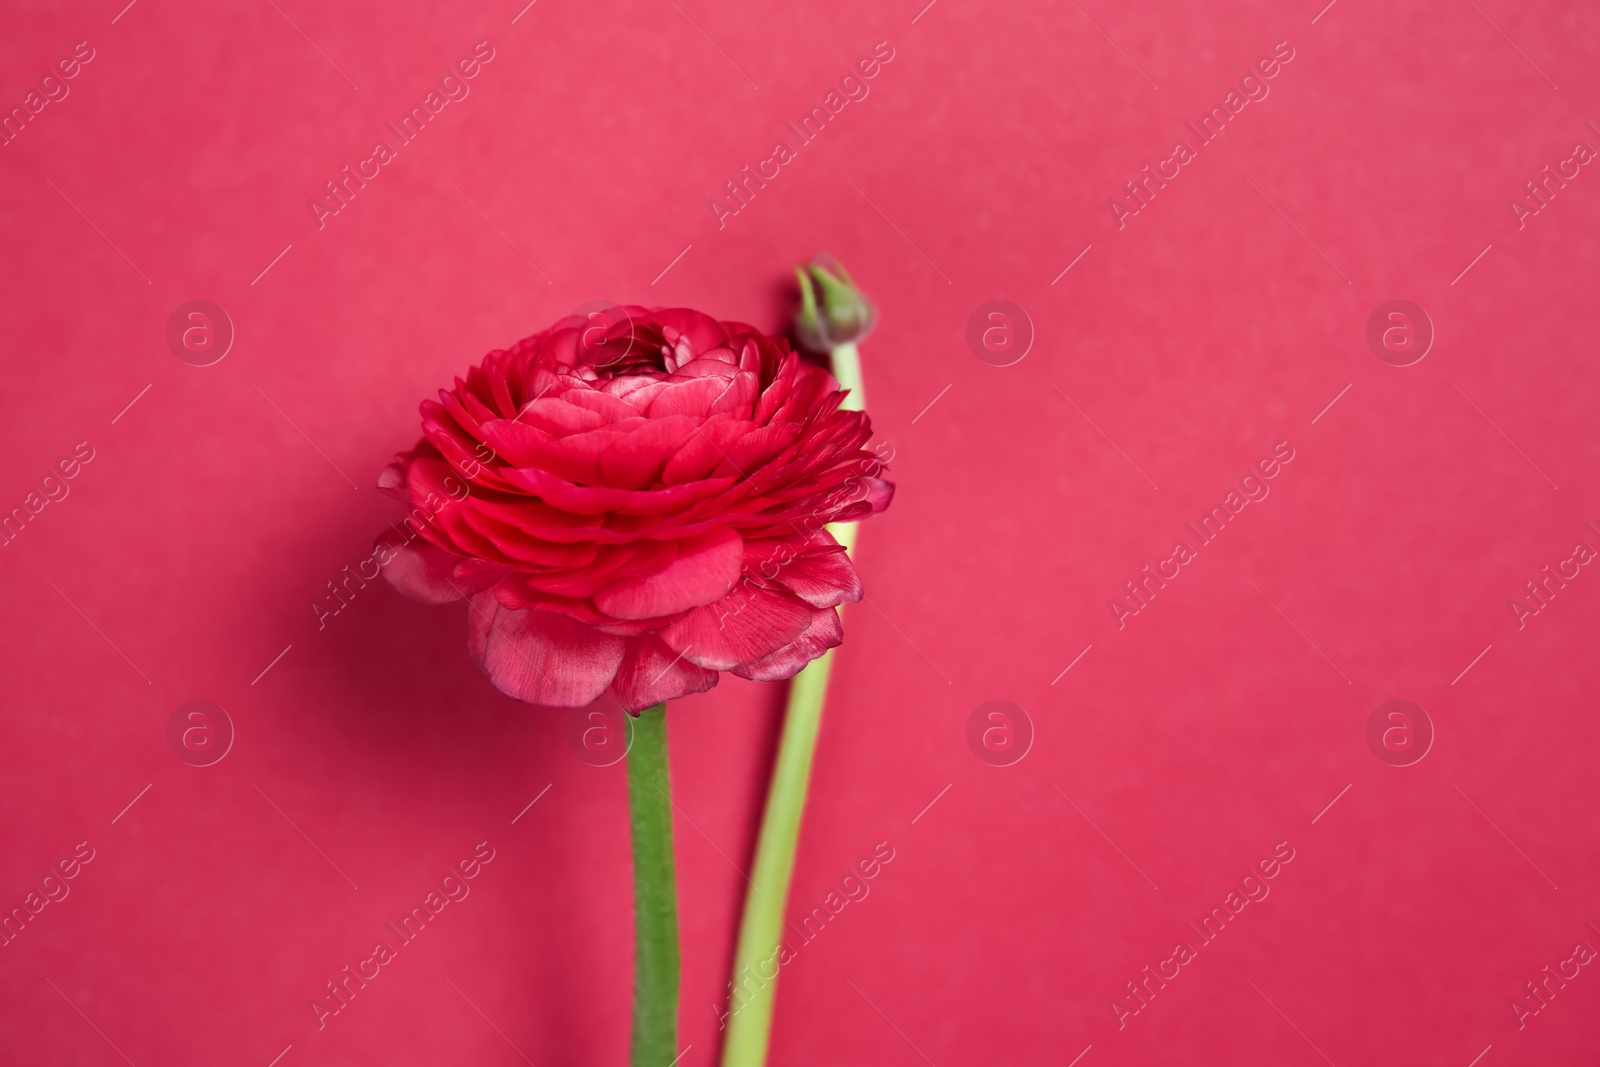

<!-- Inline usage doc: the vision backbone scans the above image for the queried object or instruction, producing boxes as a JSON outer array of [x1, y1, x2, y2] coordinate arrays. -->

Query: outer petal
[[593, 529, 744, 620], [862, 477, 895, 516], [609, 636, 720, 712], [467, 594, 626, 706], [659, 584, 814, 671], [377, 456, 415, 502], [766, 543, 862, 608], [454, 557, 515, 594], [731, 607, 844, 681], [378, 535, 466, 604]]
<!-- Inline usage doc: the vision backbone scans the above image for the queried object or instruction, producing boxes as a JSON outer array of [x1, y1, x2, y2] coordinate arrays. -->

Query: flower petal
[[768, 543, 862, 608], [654, 308, 729, 357], [467, 594, 626, 706], [659, 583, 814, 670], [593, 529, 744, 620], [378, 535, 467, 604], [598, 416, 698, 489], [646, 377, 730, 420], [609, 636, 720, 712], [659, 417, 752, 485], [863, 477, 895, 516], [730, 607, 843, 681]]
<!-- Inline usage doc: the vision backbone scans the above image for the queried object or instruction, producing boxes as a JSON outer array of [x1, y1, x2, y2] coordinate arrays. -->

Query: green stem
[[830, 341, 866, 414], [628, 702, 679, 1067], [720, 650, 834, 1065], [721, 342, 865, 1067]]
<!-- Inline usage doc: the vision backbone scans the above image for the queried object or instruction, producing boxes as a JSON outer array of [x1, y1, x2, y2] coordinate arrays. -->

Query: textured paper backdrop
[[2, 0, 1598, 1064]]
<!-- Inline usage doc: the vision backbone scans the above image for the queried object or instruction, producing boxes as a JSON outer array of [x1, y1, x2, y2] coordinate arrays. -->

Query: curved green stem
[[721, 343, 865, 1066], [628, 702, 679, 1067]]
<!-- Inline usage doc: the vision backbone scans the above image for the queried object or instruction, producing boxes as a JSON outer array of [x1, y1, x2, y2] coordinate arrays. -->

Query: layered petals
[[467, 595, 626, 707], [749, 539, 863, 609], [659, 583, 815, 671], [380, 307, 892, 708], [611, 635, 720, 712], [731, 607, 844, 682], [594, 528, 744, 620]]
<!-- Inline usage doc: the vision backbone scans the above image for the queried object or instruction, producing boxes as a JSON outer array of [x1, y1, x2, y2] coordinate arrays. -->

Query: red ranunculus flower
[[375, 307, 891, 712]]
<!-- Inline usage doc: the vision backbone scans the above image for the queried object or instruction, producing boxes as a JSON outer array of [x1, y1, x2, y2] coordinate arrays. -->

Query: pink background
[[3, 0, 1598, 1064]]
